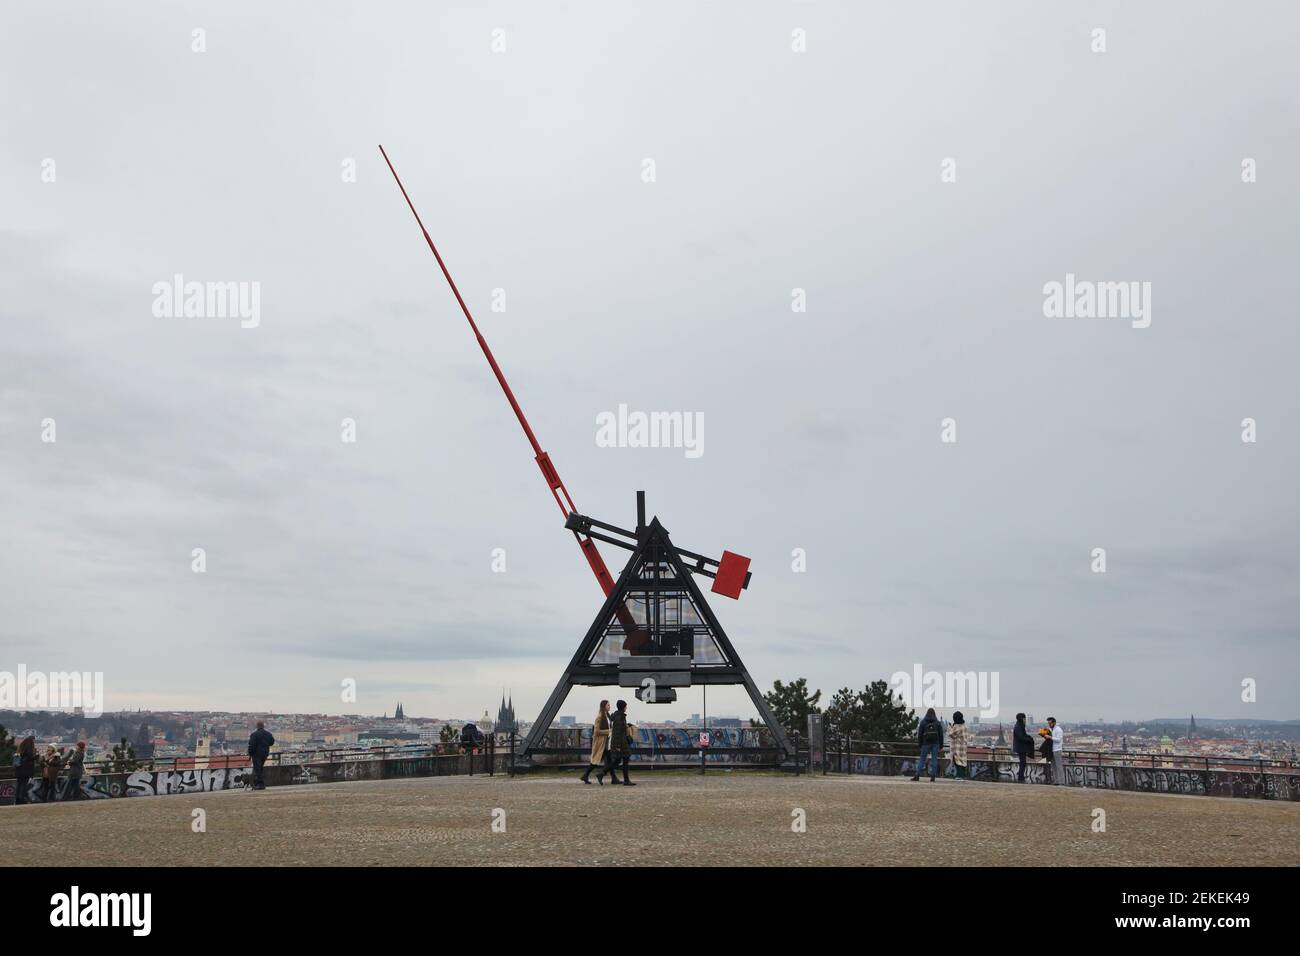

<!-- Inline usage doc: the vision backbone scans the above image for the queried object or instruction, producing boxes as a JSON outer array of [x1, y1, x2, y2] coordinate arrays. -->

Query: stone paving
[[5, 771, 1297, 866]]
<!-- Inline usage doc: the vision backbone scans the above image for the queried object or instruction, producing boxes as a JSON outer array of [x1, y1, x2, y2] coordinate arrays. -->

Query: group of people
[[580, 699, 636, 786], [912, 709, 1066, 784], [11, 737, 87, 804]]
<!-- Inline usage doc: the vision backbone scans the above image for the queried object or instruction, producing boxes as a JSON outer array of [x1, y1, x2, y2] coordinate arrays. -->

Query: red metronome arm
[[379, 146, 635, 619]]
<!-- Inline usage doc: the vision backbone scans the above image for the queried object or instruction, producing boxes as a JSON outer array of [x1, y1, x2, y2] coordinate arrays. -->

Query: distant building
[[194, 726, 212, 768], [558, 716, 576, 727], [494, 694, 518, 734], [394, 703, 405, 720], [135, 722, 154, 761], [995, 724, 1007, 748]]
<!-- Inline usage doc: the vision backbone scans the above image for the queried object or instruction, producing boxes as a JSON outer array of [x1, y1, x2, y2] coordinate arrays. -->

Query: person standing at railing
[[460, 722, 484, 755], [1037, 727, 1054, 782], [40, 746, 62, 802], [948, 712, 970, 780], [248, 721, 275, 791], [63, 741, 86, 800], [1012, 714, 1034, 783], [1047, 717, 1065, 785], [14, 736, 36, 805], [911, 708, 943, 782]]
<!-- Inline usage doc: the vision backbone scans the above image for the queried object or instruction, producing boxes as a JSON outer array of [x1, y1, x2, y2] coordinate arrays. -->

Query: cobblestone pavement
[[6, 771, 1298, 866]]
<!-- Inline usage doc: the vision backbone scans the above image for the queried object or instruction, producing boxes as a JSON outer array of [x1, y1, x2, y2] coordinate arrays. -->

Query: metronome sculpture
[[380, 146, 794, 760]]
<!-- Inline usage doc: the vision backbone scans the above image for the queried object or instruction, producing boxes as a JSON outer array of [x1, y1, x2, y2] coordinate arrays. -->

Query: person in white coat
[[1047, 717, 1065, 785]]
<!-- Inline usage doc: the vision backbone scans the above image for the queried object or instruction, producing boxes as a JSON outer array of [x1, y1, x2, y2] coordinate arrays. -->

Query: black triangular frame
[[522, 517, 794, 759]]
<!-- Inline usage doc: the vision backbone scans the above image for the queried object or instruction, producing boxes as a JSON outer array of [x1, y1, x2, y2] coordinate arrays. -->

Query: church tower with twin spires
[[495, 693, 517, 734]]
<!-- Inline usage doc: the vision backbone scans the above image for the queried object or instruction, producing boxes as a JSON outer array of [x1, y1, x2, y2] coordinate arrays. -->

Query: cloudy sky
[[2, 1, 1296, 725]]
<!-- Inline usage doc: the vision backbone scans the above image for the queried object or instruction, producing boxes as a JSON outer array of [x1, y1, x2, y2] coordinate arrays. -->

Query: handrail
[[818, 738, 1296, 769], [0, 742, 495, 778]]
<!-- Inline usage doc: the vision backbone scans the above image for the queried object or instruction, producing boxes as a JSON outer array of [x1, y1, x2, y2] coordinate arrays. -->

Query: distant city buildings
[[3, 706, 1294, 771]]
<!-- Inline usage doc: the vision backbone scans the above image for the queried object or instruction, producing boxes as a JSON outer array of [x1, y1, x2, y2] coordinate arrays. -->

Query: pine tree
[[438, 723, 459, 755], [760, 678, 822, 741], [106, 737, 139, 773], [0, 724, 14, 766], [823, 681, 917, 752]]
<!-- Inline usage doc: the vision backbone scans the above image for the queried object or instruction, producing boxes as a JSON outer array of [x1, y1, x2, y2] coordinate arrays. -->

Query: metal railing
[[817, 737, 1298, 776], [0, 740, 506, 779]]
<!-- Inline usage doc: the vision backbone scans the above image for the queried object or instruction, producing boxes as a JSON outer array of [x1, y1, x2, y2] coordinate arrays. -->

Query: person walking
[[948, 711, 970, 780], [40, 746, 62, 802], [912, 708, 943, 782], [64, 741, 87, 800], [608, 699, 636, 786], [581, 700, 613, 785], [247, 721, 275, 790], [1047, 717, 1066, 786], [14, 736, 36, 805], [1012, 713, 1033, 783]]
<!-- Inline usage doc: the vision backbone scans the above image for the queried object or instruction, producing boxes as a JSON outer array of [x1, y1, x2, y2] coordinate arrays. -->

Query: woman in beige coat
[[948, 711, 970, 780], [581, 700, 613, 785]]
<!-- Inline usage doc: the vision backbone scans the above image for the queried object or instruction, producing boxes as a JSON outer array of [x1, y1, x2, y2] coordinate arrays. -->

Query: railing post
[[488, 734, 495, 777]]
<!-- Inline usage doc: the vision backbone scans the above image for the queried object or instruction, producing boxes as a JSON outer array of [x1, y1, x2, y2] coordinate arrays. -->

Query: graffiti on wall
[[126, 768, 248, 796], [839, 753, 1299, 801], [12, 774, 131, 803]]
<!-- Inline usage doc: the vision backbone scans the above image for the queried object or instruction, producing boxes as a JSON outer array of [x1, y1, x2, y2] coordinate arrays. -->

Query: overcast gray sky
[[2, 1, 1297, 725]]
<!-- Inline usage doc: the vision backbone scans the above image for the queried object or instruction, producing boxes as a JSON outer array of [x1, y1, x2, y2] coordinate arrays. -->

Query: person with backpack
[[912, 708, 944, 782], [459, 722, 484, 754]]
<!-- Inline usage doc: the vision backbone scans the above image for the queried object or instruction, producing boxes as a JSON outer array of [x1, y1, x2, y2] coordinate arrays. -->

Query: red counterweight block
[[711, 550, 751, 599]]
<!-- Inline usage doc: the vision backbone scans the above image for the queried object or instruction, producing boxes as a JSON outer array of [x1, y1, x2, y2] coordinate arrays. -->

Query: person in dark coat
[[460, 722, 483, 753], [64, 741, 87, 800], [40, 746, 62, 802], [607, 699, 635, 786], [911, 708, 944, 782], [14, 736, 36, 805], [1012, 713, 1034, 783], [247, 722, 275, 790]]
